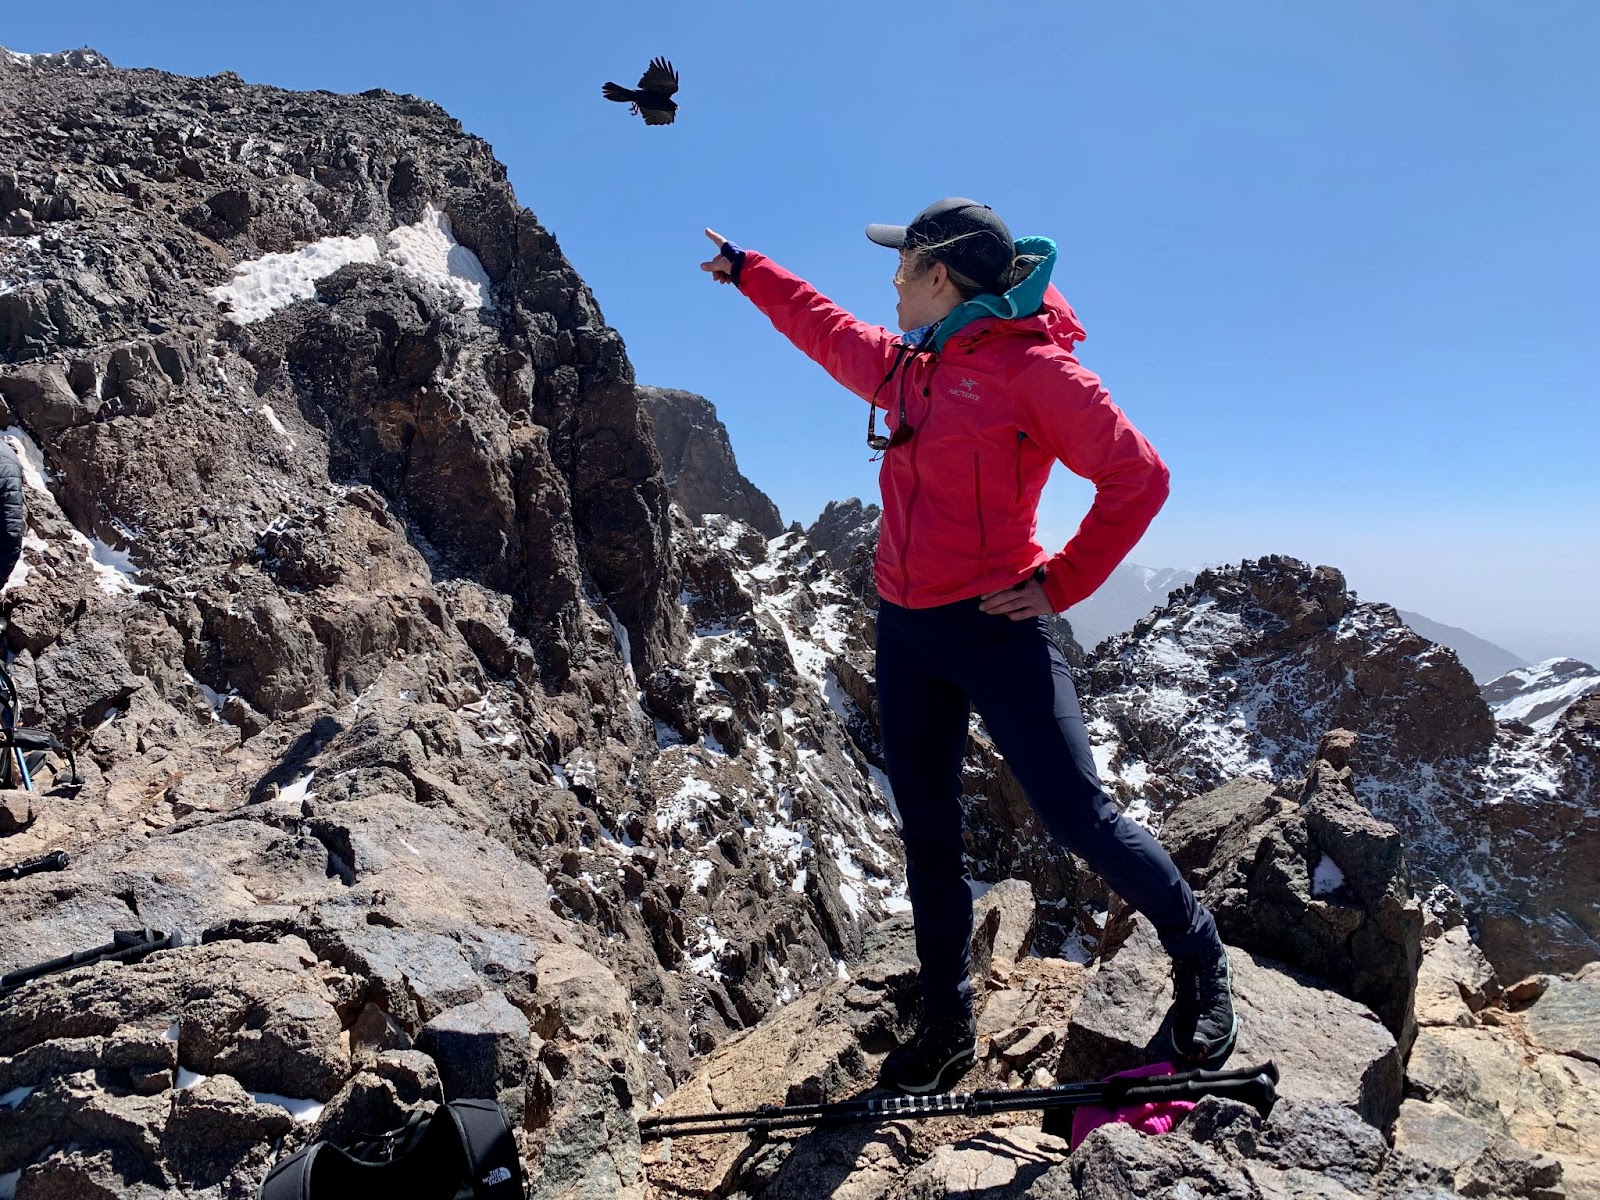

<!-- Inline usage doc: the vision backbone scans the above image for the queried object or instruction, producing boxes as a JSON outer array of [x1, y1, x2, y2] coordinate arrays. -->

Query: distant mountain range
[[1395, 610, 1529, 684]]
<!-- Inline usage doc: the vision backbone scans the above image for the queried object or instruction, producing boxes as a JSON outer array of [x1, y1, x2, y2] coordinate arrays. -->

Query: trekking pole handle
[[1107, 1061, 1279, 1116], [0, 850, 69, 881]]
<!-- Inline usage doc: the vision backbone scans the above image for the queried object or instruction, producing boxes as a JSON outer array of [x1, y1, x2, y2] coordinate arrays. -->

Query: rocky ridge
[[638, 386, 784, 538], [1082, 558, 1600, 981]]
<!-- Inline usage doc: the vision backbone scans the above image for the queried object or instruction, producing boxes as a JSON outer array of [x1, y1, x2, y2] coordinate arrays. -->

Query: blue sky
[[8, 1, 1598, 663]]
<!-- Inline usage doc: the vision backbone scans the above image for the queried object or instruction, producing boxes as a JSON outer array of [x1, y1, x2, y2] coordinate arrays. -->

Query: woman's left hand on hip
[[979, 578, 1054, 620]]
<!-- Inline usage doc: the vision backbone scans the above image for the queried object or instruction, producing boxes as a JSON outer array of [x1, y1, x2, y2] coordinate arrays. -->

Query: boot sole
[[888, 1045, 976, 1095]]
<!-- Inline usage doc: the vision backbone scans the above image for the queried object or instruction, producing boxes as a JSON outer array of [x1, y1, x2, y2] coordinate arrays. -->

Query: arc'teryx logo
[[948, 377, 982, 402]]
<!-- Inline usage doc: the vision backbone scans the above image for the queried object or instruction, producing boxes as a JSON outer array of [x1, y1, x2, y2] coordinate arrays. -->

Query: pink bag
[[1068, 1061, 1198, 1150]]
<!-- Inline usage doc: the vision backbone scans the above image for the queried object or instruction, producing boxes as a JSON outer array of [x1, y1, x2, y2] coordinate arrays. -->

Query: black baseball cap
[[866, 198, 1015, 293]]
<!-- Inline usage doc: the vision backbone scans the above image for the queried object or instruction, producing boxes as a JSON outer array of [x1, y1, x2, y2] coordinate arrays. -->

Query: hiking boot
[[1165, 944, 1238, 1069], [879, 1015, 977, 1095]]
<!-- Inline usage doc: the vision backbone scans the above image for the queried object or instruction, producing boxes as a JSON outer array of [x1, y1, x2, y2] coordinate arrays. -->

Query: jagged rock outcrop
[[1161, 729, 1424, 1057], [1083, 556, 1600, 981], [638, 386, 784, 537], [0, 45, 679, 692], [1396, 911, 1600, 1199], [805, 498, 879, 566]]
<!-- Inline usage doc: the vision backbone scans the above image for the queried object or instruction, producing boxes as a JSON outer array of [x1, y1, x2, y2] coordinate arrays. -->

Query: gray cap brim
[[865, 223, 908, 248]]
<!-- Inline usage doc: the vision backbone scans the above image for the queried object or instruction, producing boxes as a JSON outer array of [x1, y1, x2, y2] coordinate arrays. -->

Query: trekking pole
[[639, 1060, 1278, 1140], [0, 927, 197, 997], [0, 849, 69, 881]]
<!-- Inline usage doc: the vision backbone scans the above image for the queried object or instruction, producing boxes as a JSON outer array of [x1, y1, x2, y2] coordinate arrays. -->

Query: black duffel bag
[[259, 1097, 524, 1200]]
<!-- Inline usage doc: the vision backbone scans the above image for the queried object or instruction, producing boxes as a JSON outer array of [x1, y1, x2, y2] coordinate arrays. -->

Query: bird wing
[[636, 56, 679, 97], [640, 106, 676, 125]]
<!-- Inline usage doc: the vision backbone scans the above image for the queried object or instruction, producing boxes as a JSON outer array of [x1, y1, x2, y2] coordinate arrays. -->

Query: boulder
[[1160, 733, 1422, 1056], [416, 991, 530, 1113]]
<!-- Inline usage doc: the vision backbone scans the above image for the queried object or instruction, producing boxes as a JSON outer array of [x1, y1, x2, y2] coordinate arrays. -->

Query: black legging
[[876, 595, 1219, 1022]]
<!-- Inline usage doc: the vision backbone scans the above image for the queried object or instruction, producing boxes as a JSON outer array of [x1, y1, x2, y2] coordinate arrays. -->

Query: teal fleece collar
[[906, 236, 1058, 353]]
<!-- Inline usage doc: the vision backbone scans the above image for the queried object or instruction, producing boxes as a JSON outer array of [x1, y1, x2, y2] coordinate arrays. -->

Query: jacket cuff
[[1040, 558, 1080, 612], [720, 240, 747, 286]]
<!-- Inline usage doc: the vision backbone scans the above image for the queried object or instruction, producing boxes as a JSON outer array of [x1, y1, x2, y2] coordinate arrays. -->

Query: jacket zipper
[[973, 450, 988, 577], [897, 358, 932, 601]]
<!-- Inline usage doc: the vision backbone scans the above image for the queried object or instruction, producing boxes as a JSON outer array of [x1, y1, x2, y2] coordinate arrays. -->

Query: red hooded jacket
[[736, 251, 1170, 613]]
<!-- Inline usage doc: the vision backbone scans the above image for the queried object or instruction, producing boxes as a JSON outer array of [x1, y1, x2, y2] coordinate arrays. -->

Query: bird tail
[[602, 83, 638, 103]]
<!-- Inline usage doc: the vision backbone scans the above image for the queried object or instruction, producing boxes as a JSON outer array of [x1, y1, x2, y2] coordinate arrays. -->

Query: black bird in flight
[[602, 57, 680, 126]]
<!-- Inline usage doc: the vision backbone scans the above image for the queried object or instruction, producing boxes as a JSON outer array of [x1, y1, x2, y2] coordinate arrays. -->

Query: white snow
[[82, 536, 143, 594], [1486, 658, 1600, 734], [0, 235, 43, 297], [89, 536, 138, 579], [2, 532, 45, 593], [758, 816, 808, 866], [0, 1086, 33, 1109], [250, 1090, 327, 1123], [1312, 853, 1346, 897], [685, 918, 730, 979], [688, 858, 715, 892], [163, 1020, 181, 1042], [2, 428, 50, 494], [207, 206, 494, 325], [385, 204, 494, 311], [2, 429, 152, 597], [564, 754, 597, 792], [194, 678, 227, 720], [167, 1066, 323, 1122], [0, 48, 109, 69], [278, 771, 317, 805], [208, 234, 382, 323], [258, 403, 294, 445], [656, 774, 716, 832], [605, 607, 634, 668]]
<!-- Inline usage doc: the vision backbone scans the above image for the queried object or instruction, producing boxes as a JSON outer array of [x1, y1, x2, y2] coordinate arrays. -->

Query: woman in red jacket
[[702, 199, 1235, 1094]]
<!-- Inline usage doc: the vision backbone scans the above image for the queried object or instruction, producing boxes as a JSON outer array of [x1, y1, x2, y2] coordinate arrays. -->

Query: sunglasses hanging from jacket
[[867, 330, 939, 457]]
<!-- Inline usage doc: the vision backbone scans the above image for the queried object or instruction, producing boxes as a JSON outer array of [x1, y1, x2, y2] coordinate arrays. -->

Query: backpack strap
[[257, 1140, 320, 1200], [256, 1099, 523, 1200], [442, 1099, 523, 1198]]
